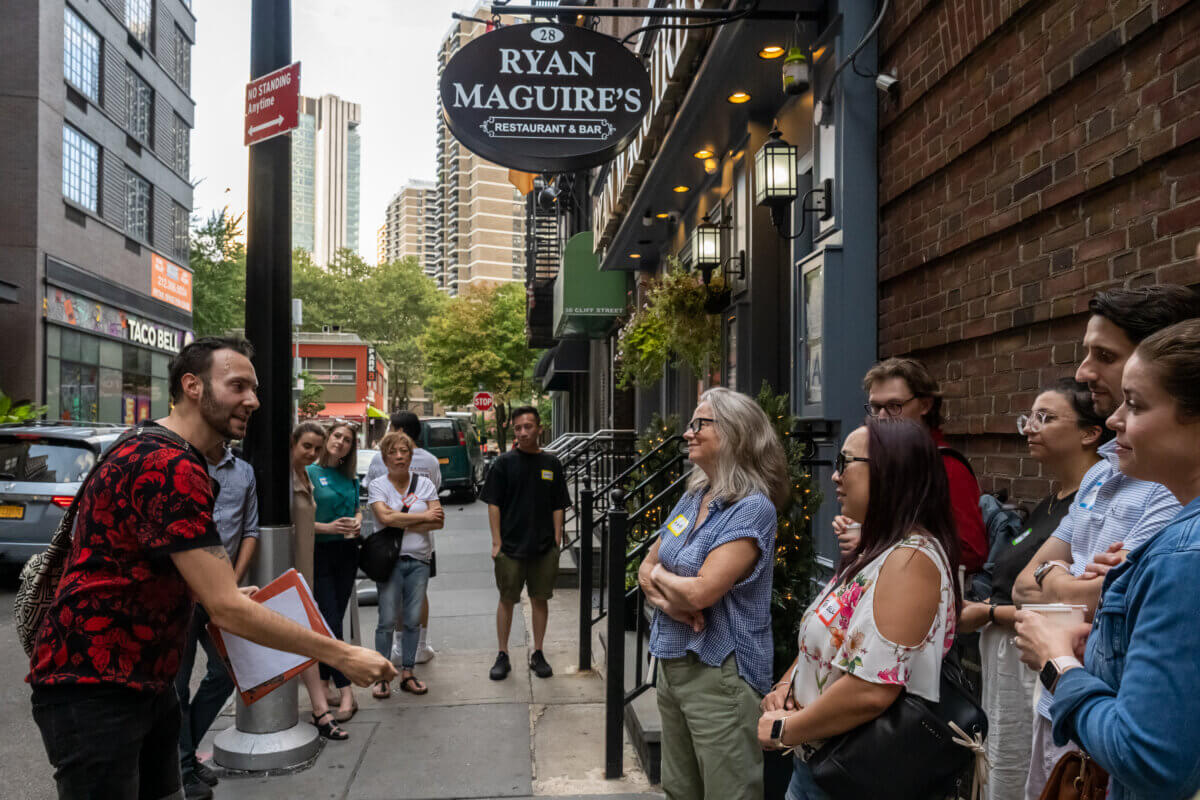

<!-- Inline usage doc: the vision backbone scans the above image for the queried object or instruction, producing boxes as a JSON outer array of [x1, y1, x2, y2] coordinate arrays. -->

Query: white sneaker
[[415, 644, 437, 664]]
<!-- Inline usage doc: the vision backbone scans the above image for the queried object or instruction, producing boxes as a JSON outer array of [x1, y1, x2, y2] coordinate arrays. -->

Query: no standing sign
[[244, 62, 301, 146]]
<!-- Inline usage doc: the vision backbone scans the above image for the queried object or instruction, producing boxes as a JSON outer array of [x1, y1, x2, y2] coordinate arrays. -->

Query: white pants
[[1024, 714, 1074, 800], [981, 625, 1039, 800]]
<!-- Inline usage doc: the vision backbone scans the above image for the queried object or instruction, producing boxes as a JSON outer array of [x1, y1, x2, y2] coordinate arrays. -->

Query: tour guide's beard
[[200, 382, 248, 440]]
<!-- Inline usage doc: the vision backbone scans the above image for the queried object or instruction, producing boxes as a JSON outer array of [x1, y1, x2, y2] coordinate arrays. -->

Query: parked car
[[419, 416, 485, 502], [0, 422, 128, 569]]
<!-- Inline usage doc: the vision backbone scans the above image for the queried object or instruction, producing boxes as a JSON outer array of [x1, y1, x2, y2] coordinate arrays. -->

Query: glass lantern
[[754, 129, 798, 207], [690, 220, 722, 277]]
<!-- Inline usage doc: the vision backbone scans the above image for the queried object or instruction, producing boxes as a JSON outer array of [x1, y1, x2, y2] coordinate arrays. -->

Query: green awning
[[367, 405, 388, 419], [553, 232, 627, 339]]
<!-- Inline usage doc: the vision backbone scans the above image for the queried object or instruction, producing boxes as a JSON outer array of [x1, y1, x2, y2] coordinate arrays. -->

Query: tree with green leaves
[[297, 370, 325, 417], [420, 283, 541, 450], [292, 249, 443, 409], [190, 209, 246, 337]]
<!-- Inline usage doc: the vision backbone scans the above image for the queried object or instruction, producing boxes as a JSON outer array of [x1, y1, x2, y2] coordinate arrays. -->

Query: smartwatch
[[770, 716, 787, 747], [1039, 656, 1083, 692]]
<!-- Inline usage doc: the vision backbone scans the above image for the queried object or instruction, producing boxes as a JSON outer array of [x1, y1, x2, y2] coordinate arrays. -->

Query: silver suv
[[0, 422, 128, 568]]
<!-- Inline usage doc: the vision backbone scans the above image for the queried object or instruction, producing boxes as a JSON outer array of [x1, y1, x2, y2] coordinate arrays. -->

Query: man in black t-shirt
[[481, 406, 572, 681]]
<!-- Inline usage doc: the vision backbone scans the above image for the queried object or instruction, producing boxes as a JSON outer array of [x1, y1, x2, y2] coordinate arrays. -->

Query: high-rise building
[[292, 93, 361, 265], [0, 0, 197, 424], [379, 179, 438, 272], [434, 11, 525, 295]]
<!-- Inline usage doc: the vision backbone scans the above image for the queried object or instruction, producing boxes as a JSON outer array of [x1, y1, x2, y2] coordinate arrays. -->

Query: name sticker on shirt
[[318, 476, 329, 486], [541, 469, 554, 481], [1077, 479, 1104, 511], [816, 590, 843, 627], [667, 515, 690, 537]]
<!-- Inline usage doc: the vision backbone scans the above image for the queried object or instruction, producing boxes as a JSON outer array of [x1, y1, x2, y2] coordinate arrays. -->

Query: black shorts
[[32, 683, 184, 800]]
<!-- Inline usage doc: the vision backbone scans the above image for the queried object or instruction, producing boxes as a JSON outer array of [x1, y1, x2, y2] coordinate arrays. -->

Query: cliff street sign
[[245, 62, 300, 146], [439, 24, 652, 172]]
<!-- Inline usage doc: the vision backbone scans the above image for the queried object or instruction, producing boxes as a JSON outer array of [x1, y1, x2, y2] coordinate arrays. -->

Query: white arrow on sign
[[248, 115, 284, 135]]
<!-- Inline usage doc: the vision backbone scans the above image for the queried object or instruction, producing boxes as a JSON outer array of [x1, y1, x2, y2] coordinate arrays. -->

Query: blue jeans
[[173, 605, 234, 772], [786, 757, 831, 800], [375, 556, 430, 670]]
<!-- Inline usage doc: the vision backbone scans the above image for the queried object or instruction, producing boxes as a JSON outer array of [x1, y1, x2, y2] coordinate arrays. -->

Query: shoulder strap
[[938, 445, 976, 479]]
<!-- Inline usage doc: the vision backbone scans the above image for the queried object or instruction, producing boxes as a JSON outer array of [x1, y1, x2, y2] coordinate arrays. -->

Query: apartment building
[[379, 179, 438, 272], [0, 0, 197, 424], [292, 93, 361, 265], [433, 10, 525, 295]]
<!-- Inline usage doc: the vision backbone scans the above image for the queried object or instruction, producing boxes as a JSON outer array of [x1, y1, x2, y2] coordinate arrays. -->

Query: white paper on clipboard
[[221, 574, 332, 690]]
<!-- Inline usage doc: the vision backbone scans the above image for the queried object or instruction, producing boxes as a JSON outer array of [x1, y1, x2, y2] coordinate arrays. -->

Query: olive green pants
[[656, 652, 764, 800]]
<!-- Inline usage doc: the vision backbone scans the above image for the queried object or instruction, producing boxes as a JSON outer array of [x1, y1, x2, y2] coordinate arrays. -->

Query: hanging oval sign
[[439, 23, 652, 173]]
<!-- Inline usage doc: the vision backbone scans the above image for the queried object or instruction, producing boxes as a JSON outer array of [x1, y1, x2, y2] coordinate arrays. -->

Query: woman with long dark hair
[[758, 417, 961, 800]]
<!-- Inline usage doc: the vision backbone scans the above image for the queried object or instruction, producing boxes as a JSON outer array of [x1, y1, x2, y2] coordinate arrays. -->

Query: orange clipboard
[[206, 568, 333, 705]]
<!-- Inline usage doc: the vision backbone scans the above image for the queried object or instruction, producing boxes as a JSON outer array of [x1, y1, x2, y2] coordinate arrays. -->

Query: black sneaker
[[489, 651, 511, 681], [529, 649, 553, 679], [182, 772, 214, 800], [192, 759, 220, 787]]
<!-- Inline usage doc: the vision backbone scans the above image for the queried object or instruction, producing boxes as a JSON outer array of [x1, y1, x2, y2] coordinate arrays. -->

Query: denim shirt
[[648, 489, 777, 694], [1051, 497, 1200, 800]]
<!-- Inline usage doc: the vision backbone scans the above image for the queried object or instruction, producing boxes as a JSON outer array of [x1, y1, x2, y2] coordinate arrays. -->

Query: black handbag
[[358, 474, 418, 582], [808, 654, 988, 800]]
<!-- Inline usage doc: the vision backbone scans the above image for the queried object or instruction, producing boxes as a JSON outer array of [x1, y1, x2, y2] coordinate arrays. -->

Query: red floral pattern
[[27, 427, 221, 692]]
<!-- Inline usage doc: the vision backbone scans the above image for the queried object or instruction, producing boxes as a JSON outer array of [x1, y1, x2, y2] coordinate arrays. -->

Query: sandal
[[399, 675, 428, 695], [371, 680, 391, 700], [311, 711, 349, 740], [333, 700, 359, 722]]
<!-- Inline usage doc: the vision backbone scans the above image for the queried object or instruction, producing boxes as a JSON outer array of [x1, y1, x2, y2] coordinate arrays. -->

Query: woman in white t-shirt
[[367, 431, 443, 698], [756, 418, 962, 800]]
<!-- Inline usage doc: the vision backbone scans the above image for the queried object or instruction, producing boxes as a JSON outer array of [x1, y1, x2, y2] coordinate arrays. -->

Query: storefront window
[[60, 360, 100, 422], [804, 266, 824, 405], [725, 315, 738, 389], [123, 345, 152, 424]]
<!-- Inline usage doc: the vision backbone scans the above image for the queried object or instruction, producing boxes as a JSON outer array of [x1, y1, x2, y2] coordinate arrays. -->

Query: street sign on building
[[439, 24, 651, 172], [244, 61, 301, 146], [472, 391, 494, 412]]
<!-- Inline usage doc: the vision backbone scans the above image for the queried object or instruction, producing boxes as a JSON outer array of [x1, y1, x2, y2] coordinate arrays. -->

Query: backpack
[[967, 492, 1027, 601], [14, 424, 191, 656]]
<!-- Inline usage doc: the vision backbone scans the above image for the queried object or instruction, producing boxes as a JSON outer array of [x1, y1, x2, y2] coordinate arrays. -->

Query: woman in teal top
[[306, 422, 363, 719]]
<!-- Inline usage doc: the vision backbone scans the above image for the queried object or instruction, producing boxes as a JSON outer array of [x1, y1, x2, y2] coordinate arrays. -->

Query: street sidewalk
[[195, 499, 662, 800]]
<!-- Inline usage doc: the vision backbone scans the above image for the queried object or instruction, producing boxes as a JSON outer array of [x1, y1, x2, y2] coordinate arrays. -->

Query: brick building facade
[[878, 0, 1200, 503]]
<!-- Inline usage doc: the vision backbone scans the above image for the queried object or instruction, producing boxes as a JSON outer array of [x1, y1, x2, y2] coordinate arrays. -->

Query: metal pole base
[[213, 720, 321, 772]]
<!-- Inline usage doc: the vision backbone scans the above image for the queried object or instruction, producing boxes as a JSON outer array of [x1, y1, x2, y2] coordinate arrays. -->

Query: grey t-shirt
[[367, 447, 442, 491], [367, 474, 439, 562]]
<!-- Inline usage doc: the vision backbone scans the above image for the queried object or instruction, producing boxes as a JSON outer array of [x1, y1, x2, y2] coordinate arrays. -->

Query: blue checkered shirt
[[1036, 439, 1179, 719], [649, 489, 778, 694]]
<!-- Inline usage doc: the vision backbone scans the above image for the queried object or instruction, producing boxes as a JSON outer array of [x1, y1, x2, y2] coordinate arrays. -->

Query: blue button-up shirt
[[649, 489, 777, 694], [1051, 497, 1200, 800], [208, 448, 259, 563], [1037, 439, 1179, 719]]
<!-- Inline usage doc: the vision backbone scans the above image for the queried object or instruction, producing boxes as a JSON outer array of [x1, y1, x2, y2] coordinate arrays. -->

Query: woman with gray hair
[[638, 387, 790, 800]]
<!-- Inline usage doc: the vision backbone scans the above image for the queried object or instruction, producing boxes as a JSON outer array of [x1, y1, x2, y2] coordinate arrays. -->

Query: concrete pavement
[[0, 498, 660, 799]]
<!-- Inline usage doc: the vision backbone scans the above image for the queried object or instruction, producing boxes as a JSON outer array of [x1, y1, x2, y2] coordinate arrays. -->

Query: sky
[[191, 0, 483, 257]]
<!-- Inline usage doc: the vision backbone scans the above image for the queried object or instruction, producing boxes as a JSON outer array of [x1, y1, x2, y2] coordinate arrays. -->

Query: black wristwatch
[[1039, 656, 1082, 692], [770, 717, 787, 746], [988, 600, 998, 625]]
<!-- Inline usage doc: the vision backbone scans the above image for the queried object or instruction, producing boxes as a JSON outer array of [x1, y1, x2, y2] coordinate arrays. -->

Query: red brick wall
[[879, 0, 1200, 503]]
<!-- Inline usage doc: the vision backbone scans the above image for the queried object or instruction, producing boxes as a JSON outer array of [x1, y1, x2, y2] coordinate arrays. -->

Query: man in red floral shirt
[[28, 337, 395, 799]]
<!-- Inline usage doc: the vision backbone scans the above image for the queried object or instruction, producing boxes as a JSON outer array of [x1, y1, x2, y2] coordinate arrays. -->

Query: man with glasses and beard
[[1011, 286, 1200, 800], [28, 337, 395, 800]]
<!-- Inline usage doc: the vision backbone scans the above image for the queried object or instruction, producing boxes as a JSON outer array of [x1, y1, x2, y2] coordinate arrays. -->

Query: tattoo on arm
[[199, 545, 231, 563]]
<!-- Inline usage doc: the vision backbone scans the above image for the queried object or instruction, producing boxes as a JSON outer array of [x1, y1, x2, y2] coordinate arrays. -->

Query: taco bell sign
[[439, 24, 652, 173]]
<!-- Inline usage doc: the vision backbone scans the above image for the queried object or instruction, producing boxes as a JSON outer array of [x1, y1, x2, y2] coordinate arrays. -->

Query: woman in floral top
[[757, 417, 962, 800]]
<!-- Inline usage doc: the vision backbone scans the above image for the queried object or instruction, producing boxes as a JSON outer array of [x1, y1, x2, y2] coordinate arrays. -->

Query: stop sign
[[472, 392, 494, 412]]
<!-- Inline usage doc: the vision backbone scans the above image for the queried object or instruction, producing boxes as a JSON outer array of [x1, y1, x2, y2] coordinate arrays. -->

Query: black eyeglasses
[[687, 417, 715, 434], [864, 396, 915, 418], [835, 451, 870, 474]]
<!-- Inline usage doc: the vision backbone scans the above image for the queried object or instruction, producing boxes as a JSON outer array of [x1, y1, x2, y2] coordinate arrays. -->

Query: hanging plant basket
[[704, 286, 732, 313]]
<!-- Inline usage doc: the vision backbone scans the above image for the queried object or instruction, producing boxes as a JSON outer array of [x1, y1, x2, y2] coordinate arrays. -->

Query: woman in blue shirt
[[1015, 319, 1200, 800], [307, 421, 363, 721], [637, 387, 790, 800]]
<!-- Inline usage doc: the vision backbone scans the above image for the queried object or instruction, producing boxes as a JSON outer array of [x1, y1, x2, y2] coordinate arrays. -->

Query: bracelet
[[772, 680, 792, 691], [988, 601, 997, 625]]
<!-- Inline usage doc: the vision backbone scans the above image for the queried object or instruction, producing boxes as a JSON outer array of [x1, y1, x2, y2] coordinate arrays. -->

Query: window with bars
[[301, 358, 357, 385], [64, 7, 101, 101], [125, 67, 153, 144], [173, 26, 190, 90], [125, 170, 151, 242], [172, 203, 189, 261], [125, 0, 153, 47], [62, 125, 99, 212], [172, 114, 189, 176]]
